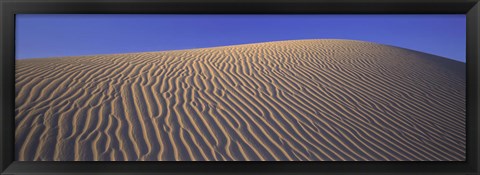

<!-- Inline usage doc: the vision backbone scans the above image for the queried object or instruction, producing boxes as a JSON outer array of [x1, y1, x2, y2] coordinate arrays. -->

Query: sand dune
[[15, 39, 465, 161]]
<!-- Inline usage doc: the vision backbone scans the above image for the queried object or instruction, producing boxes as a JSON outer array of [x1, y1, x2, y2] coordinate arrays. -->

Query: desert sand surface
[[15, 39, 465, 161]]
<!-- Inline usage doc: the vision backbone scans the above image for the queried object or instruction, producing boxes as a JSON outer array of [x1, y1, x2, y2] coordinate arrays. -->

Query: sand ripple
[[15, 39, 465, 161]]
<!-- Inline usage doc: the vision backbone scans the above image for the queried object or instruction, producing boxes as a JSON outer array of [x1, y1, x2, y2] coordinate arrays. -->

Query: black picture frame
[[1, 0, 479, 174]]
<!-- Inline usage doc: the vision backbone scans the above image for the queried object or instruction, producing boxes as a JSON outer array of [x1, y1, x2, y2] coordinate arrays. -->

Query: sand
[[15, 39, 466, 161]]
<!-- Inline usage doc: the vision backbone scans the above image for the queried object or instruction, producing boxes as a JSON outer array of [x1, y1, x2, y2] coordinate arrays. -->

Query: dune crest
[[15, 39, 465, 161]]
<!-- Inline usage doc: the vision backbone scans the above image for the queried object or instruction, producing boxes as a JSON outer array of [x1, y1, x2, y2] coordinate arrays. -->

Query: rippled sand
[[15, 39, 465, 161]]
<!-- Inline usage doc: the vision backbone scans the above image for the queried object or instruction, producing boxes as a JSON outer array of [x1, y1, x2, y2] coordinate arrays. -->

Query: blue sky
[[16, 14, 466, 62]]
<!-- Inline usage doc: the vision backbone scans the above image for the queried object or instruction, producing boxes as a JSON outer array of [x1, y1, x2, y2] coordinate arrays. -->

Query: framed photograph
[[1, 0, 479, 174]]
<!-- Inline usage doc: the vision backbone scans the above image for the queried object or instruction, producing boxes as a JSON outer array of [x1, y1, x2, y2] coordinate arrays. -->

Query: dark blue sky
[[16, 14, 466, 62]]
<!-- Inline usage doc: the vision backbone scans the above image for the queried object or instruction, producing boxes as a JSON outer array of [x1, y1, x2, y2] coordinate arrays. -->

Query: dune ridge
[[15, 39, 465, 161]]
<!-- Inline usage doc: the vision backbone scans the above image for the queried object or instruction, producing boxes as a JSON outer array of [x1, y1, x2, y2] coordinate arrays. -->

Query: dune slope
[[15, 39, 465, 161]]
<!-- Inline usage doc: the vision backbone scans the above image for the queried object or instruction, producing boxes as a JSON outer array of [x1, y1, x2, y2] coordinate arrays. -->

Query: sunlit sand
[[15, 39, 465, 161]]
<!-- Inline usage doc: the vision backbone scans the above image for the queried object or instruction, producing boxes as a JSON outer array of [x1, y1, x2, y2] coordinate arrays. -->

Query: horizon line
[[16, 38, 466, 63]]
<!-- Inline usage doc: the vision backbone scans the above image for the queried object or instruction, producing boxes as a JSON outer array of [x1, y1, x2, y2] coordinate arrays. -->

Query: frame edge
[[1, 0, 16, 173], [466, 1, 480, 174]]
